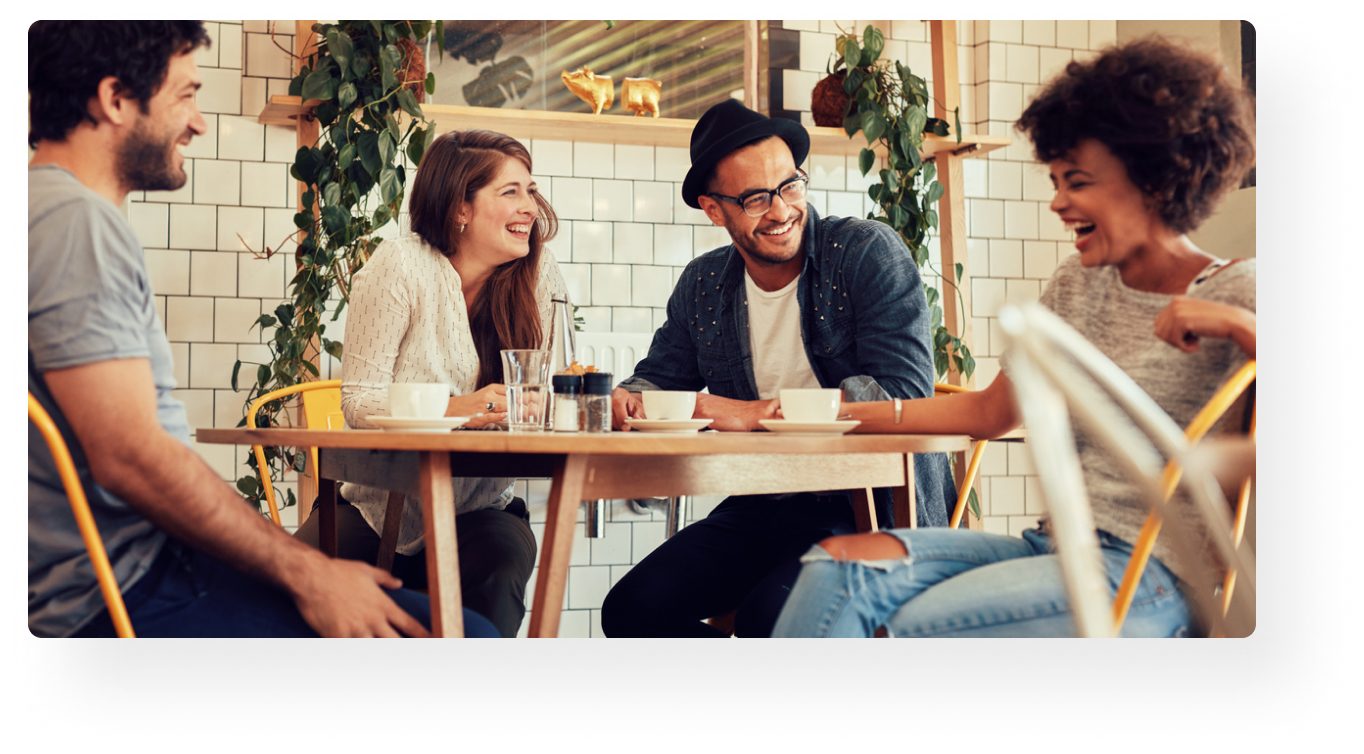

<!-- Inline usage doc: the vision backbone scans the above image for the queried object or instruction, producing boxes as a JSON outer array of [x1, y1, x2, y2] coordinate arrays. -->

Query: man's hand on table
[[289, 554, 432, 638], [694, 393, 779, 432], [611, 388, 645, 430]]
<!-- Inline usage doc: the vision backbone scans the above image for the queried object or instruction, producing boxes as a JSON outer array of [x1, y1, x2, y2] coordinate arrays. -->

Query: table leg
[[892, 454, 918, 530], [318, 476, 337, 557], [528, 454, 589, 638], [419, 451, 462, 638], [851, 488, 878, 533]]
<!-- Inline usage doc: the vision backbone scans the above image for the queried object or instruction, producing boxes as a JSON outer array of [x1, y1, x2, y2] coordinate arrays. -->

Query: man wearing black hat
[[600, 100, 956, 638]]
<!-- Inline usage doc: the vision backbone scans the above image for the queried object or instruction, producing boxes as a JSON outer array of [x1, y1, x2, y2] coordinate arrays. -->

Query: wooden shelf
[[257, 96, 1010, 159]]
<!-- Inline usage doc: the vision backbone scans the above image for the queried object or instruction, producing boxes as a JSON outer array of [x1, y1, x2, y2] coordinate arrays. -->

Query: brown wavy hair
[[1015, 36, 1255, 233], [408, 130, 559, 388]]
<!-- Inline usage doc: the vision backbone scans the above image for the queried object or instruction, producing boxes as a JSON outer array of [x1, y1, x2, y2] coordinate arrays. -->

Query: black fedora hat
[[681, 99, 810, 209]]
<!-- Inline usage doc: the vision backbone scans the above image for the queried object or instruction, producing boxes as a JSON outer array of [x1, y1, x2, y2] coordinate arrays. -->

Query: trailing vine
[[232, 20, 442, 514], [834, 25, 980, 519]]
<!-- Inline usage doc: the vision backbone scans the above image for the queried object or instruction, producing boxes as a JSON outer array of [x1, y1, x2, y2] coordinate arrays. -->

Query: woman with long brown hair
[[296, 130, 568, 638]]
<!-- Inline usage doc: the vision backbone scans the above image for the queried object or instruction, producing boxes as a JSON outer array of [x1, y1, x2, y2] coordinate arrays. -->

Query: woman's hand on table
[[450, 383, 508, 429], [695, 394, 779, 432], [1155, 297, 1256, 359], [611, 388, 644, 430]]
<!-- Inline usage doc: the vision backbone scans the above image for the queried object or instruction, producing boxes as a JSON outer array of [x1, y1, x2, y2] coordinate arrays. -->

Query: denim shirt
[[619, 207, 956, 527]]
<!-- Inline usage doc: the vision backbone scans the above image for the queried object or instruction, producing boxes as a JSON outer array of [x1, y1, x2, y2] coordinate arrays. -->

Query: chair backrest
[[246, 379, 343, 526], [574, 332, 654, 385], [28, 393, 135, 638], [997, 302, 1255, 638]]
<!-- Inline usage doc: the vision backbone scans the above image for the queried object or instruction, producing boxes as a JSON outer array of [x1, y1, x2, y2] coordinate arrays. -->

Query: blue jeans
[[772, 527, 1193, 638], [72, 540, 499, 638]]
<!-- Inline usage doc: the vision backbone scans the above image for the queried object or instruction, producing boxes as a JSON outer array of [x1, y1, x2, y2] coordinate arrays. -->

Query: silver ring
[[486, 402, 496, 411]]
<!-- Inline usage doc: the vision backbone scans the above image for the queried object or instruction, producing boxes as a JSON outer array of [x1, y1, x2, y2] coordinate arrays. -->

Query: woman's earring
[[460, 219, 467, 233]]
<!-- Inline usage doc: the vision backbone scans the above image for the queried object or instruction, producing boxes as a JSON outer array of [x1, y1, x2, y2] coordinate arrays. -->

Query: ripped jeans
[[772, 527, 1193, 638]]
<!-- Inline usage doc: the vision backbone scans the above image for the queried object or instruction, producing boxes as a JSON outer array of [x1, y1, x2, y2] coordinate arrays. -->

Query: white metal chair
[[997, 302, 1255, 638]]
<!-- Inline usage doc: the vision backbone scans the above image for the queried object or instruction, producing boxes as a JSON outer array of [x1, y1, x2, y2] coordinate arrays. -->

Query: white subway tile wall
[[133, 20, 1114, 635]]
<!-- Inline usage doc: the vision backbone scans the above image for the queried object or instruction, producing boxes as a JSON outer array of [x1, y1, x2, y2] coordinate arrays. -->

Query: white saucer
[[367, 416, 471, 433], [759, 419, 860, 435], [626, 418, 714, 433]]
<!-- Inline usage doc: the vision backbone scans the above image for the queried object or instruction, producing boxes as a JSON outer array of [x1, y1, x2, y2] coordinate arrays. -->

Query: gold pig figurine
[[561, 67, 613, 115], [621, 77, 662, 117]]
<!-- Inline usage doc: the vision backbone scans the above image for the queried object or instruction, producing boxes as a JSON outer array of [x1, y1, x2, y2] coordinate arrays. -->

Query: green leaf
[[425, 71, 436, 95], [321, 181, 341, 207], [396, 88, 422, 120], [858, 148, 875, 177], [926, 182, 944, 204], [925, 287, 940, 307], [293, 146, 319, 184], [378, 167, 400, 204], [337, 142, 356, 169], [840, 38, 862, 71], [868, 183, 883, 203], [843, 111, 861, 138], [906, 107, 927, 139], [323, 339, 345, 360], [328, 29, 353, 72], [926, 209, 939, 229], [954, 107, 963, 145], [862, 25, 884, 62], [378, 130, 396, 167], [301, 69, 337, 102], [352, 52, 371, 79], [357, 132, 381, 175], [922, 162, 937, 185], [294, 210, 314, 229], [236, 476, 261, 497], [231, 360, 242, 391], [967, 487, 981, 521], [323, 204, 350, 234], [860, 110, 881, 143], [256, 364, 270, 387], [337, 81, 357, 110], [406, 127, 427, 165], [380, 44, 400, 91]]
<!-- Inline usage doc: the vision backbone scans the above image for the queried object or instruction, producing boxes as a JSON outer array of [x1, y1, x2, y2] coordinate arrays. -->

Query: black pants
[[599, 492, 858, 638], [295, 494, 536, 638]]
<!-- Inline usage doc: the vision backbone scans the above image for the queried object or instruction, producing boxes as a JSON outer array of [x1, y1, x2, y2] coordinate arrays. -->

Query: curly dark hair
[[28, 21, 211, 148], [1015, 36, 1255, 233]]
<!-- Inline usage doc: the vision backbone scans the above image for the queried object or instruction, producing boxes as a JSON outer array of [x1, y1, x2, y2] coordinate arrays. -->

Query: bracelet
[[893, 397, 902, 425]]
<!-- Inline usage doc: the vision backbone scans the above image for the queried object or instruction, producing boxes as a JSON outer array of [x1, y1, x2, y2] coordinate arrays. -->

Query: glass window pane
[[422, 20, 745, 118]]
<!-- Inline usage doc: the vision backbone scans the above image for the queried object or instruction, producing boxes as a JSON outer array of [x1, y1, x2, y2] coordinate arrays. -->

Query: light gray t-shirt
[[28, 165, 185, 637], [1014, 253, 1255, 586]]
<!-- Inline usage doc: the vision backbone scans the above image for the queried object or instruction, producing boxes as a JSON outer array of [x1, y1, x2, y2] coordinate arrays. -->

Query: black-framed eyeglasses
[[707, 169, 809, 217]]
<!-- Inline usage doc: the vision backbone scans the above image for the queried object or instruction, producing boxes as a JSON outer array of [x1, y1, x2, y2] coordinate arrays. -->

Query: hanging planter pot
[[811, 69, 852, 127]]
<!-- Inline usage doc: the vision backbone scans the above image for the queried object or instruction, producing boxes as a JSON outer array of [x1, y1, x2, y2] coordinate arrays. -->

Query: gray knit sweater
[[1021, 253, 1255, 586]]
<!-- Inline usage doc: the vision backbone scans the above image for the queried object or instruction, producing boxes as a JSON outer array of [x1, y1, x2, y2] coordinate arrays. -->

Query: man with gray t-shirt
[[28, 21, 496, 637]]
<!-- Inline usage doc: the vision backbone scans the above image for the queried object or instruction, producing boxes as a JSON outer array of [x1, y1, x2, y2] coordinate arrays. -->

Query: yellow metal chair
[[246, 379, 344, 526], [934, 383, 990, 529], [1111, 360, 1256, 633], [245, 379, 405, 572], [28, 393, 135, 638]]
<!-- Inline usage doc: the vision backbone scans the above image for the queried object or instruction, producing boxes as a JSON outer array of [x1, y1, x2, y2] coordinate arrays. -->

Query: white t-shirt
[[744, 269, 821, 399]]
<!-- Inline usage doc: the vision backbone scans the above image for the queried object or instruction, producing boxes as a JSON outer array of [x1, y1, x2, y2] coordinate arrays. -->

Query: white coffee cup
[[642, 390, 697, 421], [779, 388, 842, 423], [389, 383, 450, 419]]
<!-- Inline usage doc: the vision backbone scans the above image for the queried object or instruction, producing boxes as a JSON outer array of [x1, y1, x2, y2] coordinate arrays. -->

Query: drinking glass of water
[[500, 349, 551, 432]]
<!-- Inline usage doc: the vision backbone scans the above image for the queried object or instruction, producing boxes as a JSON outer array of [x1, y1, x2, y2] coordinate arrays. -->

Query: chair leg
[[586, 499, 606, 538], [664, 496, 688, 539], [318, 477, 338, 558], [376, 490, 405, 573]]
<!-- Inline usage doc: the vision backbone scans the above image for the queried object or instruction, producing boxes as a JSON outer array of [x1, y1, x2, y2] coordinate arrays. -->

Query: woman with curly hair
[[771, 37, 1255, 638]]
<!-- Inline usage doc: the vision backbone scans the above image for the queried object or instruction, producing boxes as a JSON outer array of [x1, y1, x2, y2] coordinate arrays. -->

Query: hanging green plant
[[231, 20, 443, 515], [834, 24, 979, 519]]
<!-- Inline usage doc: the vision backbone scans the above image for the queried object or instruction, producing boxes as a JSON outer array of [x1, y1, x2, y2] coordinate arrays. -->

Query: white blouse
[[340, 232, 570, 555]]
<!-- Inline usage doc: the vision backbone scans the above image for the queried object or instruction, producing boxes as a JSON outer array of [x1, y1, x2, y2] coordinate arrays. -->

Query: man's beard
[[116, 119, 187, 192], [729, 207, 807, 266]]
